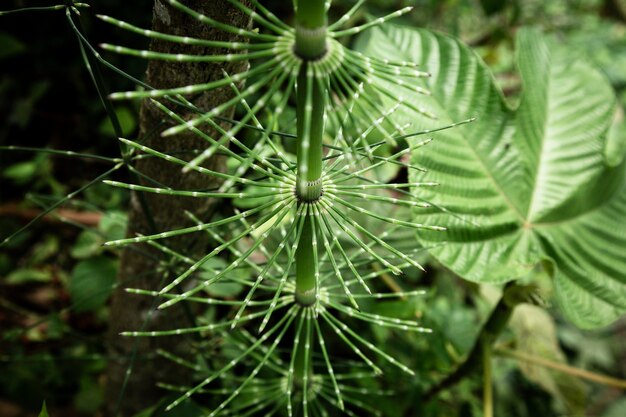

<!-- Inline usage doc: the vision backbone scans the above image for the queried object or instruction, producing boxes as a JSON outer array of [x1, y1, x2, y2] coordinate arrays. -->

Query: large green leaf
[[356, 26, 626, 328]]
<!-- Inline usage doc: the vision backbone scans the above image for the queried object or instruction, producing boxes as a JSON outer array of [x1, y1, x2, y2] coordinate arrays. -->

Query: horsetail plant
[[3, 2, 626, 416], [96, 0, 463, 414]]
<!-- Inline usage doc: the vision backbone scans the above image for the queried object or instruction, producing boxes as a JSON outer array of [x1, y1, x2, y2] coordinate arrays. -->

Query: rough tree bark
[[104, 1, 251, 416]]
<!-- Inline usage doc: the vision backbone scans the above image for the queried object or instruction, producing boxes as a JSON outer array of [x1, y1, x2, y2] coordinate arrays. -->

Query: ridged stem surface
[[294, 0, 327, 306], [295, 0, 327, 59], [294, 0, 328, 394]]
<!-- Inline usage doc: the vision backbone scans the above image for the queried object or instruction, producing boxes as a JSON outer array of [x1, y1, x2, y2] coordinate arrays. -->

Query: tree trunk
[[104, 1, 251, 416]]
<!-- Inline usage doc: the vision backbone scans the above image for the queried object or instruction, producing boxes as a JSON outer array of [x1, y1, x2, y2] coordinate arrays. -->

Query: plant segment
[[97, 0, 433, 169], [293, 0, 328, 310], [101, 0, 448, 415]]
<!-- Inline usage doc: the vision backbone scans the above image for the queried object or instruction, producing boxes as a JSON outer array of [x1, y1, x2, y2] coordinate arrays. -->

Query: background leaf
[[509, 304, 587, 414], [356, 25, 626, 328], [69, 257, 118, 312], [0, 32, 25, 60]]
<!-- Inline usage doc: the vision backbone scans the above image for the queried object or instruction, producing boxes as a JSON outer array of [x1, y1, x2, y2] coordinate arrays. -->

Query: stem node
[[297, 179, 324, 202]]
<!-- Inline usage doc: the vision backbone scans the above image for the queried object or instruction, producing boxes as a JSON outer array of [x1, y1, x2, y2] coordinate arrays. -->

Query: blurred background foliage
[[0, 0, 625, 416]]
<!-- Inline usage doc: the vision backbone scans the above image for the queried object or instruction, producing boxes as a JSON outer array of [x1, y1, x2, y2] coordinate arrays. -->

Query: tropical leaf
[[356, 25, 626, 328]]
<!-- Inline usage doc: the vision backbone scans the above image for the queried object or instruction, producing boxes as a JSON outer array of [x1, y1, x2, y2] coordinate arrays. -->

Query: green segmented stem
[[289, 1, 329, 403], [295, 0, 327, 59], [294, 88, 325, 307], [294, 1, 328, 311], [294, 309, 314, 416], [296, 67, 324, 195], [86, 1, 456, 412], [295, 205, 317, 306], [287, 310, 307, 417]]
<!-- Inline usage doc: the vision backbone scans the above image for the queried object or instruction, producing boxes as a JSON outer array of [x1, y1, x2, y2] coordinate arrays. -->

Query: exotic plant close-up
[[1, 1, 625, 417]]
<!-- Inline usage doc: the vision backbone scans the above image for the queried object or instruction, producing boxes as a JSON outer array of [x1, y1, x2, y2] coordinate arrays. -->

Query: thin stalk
[[295, 206, 317, 306], [483, 342, 493, 417], [424, 283, 534, 400], [496, 347, 626, 389], [296, 69, 325, 198], [293, 0, 328, 398], [294, 0, 327, 306]]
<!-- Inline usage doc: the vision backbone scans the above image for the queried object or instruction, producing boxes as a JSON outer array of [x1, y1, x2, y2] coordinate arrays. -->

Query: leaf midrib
[[524, 62, 553, 224], [385, 26, 617, 239]]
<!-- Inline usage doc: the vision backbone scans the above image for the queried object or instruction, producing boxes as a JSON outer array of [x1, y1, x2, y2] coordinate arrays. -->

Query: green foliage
[[98, 106, 137, 137], [357, 24, 626, 329], [1, 1, 625, 416], [69, 256, 118, 312], [71, 211, 128, 258], [509, 304, 586, 414], [0, 32, 25, 58]]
